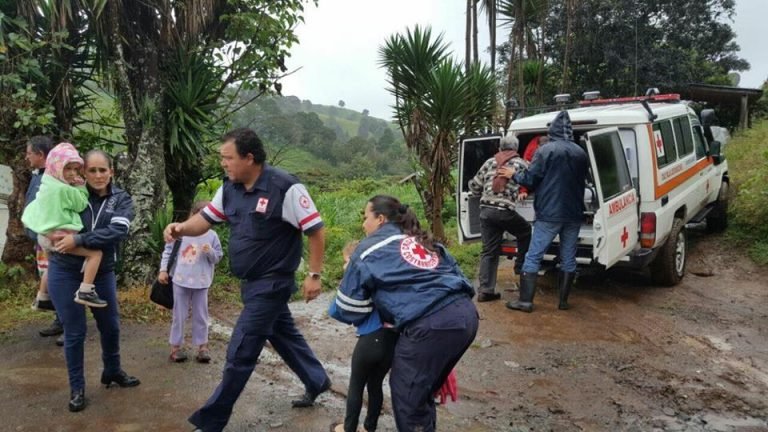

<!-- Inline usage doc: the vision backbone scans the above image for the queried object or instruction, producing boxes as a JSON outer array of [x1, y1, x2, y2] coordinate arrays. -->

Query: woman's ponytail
[[368, 195, 436, 251]]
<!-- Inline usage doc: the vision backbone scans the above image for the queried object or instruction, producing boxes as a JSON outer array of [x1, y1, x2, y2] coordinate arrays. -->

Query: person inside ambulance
[[499, 110, 589, 312], [333, 195, 479, 432]]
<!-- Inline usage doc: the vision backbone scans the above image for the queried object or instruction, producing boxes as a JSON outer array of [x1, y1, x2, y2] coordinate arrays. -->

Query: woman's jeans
[[48, 260, 121, 392], [522, 220, 582, 273]]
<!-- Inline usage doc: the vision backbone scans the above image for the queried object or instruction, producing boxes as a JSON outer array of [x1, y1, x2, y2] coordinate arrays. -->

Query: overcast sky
[[281, 0, 766, 120]]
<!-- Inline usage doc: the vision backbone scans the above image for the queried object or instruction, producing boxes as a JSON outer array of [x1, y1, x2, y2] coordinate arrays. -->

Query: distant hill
[[228, 94, 410, 179]]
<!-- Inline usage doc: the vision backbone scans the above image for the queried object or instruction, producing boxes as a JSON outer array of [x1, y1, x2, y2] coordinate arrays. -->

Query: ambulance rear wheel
[[706, 181, 729, 233], [651, 218, 686, 287]]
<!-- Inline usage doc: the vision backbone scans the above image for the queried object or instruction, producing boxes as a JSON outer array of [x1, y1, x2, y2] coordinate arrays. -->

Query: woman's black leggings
[[344, 327, 399, 432]]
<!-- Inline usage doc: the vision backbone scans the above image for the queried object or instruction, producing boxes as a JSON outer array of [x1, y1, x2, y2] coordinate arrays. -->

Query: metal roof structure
[[678, 83, 763, 129]]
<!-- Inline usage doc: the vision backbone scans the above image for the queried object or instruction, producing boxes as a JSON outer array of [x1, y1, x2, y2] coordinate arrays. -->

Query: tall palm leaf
[[380, 26, 496, 240]]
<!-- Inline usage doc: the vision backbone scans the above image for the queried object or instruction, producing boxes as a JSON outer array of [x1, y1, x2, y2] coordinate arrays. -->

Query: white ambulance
[[457, 93, 729, 286]]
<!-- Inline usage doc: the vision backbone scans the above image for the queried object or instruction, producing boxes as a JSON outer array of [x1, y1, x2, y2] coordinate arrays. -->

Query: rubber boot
[[506, 272, 536, 312], [558, 271, 576, 310]]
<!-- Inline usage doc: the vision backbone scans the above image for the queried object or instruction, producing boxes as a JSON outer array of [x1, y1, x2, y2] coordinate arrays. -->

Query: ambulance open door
[[457, 135, 501, 244], [584, 128, 639, 267]]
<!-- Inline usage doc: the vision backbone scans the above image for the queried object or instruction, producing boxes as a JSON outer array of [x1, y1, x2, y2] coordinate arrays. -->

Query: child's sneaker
[[74, 290, 107, 308]]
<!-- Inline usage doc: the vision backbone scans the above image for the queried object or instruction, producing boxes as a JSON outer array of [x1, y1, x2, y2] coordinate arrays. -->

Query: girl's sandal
[[196, 348, 211, 363], [169, 348, 188, 363]]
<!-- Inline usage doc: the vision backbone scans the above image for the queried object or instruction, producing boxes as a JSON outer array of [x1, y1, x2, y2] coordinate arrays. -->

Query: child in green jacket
[[22, 143, 106, 308]]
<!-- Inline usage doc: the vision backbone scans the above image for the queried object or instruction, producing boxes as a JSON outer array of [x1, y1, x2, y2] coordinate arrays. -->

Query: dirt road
[[2, 228, 767, 431]]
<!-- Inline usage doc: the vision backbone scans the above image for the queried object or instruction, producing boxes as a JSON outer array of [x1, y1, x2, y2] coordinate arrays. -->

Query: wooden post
[[739, 94, 749, 130]]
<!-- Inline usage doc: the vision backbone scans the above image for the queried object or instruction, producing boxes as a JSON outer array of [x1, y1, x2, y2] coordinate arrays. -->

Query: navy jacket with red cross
[[49, 184, 134, 274], [200, 164, 323, 283], [333, 222, 475, 329]]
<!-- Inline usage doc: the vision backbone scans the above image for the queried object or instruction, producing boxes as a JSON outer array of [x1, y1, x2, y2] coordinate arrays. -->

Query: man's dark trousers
[[189, 278, 328, 432], [478, 206, 531, 294]]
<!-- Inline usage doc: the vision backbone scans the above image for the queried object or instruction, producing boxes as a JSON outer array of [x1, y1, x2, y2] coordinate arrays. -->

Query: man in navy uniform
[[164, 128, 331, 432]]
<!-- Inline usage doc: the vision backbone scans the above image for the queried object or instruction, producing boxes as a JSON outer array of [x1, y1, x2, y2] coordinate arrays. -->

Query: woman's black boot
[[69, 389, 86, 412], [101, 370, 141, 388]]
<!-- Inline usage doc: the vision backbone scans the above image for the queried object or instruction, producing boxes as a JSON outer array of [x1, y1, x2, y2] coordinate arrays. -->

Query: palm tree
[[380, 26, 495, 241]]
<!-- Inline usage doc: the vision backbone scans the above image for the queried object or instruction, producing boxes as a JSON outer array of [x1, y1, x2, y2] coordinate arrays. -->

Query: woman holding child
[[46, 149, 140, 412], [331, 195, 479, 432]]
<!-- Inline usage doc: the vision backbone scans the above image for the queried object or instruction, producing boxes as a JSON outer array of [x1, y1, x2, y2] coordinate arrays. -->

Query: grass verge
[[726, 118, 768, 265]]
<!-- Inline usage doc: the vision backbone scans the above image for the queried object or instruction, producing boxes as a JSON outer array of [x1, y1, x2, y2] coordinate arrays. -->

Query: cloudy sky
[[281, 0, 766, 120]]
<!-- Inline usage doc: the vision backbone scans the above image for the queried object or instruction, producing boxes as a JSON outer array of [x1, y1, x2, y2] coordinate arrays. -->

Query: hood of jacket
[[548, 110, 575, 143], [45, 142, 84, 184]]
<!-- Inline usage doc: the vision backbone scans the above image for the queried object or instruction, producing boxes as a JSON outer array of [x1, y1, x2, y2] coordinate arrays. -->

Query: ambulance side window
[[673, 116, 694, 157], [690, 116, 708, 160], [590, 131, 632, 201], [653, 120, 678, 168]]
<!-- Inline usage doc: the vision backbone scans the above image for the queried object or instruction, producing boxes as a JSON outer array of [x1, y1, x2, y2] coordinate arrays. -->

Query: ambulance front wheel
[[650, 218, 686, 287]]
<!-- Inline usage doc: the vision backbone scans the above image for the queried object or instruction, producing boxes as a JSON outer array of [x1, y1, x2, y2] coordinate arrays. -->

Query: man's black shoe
[[477, 292, 501, 302], [291, 378, 331, 408], [39, 320, 63, 337], [69, 389, 86, 412], [101, 370, 141, 388]]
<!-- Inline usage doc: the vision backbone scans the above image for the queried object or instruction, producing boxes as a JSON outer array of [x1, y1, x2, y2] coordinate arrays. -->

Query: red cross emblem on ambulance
[[621, 226, 629, 248]]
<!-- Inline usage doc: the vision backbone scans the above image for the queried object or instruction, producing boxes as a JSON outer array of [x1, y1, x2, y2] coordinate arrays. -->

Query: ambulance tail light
[[640, 212, 656, 248]]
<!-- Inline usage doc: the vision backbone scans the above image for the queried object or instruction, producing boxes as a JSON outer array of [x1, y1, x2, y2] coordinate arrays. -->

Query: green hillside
[[229, 93, 411, 178]]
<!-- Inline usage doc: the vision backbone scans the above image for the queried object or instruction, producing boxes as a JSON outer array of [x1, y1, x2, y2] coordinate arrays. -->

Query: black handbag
[[150, 240, 182, 309]]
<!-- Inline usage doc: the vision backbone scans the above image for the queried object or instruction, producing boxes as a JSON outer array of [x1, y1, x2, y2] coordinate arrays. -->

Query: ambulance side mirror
[[709, 140, 724, 165]]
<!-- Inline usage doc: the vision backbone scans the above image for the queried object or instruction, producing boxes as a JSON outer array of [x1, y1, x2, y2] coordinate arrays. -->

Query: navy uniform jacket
[[24, 168, 44, 240], [514, 110, 588, 223], [200, 164, 323, 291], [333, 223, 475, 329], [49, 184, 134, 273]]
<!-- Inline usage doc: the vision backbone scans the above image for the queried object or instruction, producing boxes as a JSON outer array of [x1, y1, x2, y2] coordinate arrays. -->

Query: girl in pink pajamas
[[157, 201, 223, 363]]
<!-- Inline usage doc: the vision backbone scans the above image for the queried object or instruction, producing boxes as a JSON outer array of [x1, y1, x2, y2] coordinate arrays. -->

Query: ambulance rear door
[[584, 127, 639, 267], [457, 135, 501, 243]]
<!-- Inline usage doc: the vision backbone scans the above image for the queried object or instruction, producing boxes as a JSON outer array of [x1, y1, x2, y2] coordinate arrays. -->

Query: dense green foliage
[[495, 0, 749, 114]]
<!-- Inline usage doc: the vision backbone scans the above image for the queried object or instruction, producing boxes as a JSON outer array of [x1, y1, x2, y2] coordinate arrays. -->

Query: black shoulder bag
[[150, 240, 182, 309]]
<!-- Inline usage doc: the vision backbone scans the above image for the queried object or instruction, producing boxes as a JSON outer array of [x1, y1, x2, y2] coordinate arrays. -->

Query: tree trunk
[[489, 0, 496, 73], [167, 157, 201, 221], [503, 26, 517, 132], [517, 0, 526, 111], [562, 0, 574, 93], [466, 0, 472, 74], [1, 149, 35, 273], [119, 109, 168, 285], [472, 0, 479, 65], [106, 0, 168, 286], [536, 0, 548, 105]]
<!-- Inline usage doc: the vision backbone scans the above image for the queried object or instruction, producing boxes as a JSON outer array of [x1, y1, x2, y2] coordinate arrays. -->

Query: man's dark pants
[[189, 278, 328, 432], [478, 206, 531, 294]]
